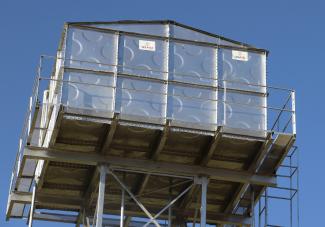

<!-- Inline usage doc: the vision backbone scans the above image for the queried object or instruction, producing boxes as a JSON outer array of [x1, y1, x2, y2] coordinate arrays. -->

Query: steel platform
[[7, 106, 295, 226]]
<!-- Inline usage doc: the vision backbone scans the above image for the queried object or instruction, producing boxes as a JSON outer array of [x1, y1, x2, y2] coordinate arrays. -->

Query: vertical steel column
[[168, 206, 172, 227], [120, 189, 125, 227], [28, 185, 36, 227], [223, 81, 227, 126], [297, 149, 300, 227], [96, 165, 107, 227], [168, 179, 172, 227], [290, 156, 293, 227], [291, 91, 296, 135], [200, 177, 208, 227], [251, 187, 255, 227], [258, 199, 261, 227], [264, 189, 268, 227]]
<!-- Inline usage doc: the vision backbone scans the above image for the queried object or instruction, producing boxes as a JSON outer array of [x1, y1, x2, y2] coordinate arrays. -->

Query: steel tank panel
[[172, 24, 243, 47], [61, 26, 268, 133], [218, 90, 266, 131], [65, 28, 118, 72], [171, 42, 217, 87], [95, 23, 169, 37], [219, 49, 266, 93], [61, 70, 115, 114], [168, 84, 218, 131], [121, 35, 168, 80], [115, 77, 167, 124]]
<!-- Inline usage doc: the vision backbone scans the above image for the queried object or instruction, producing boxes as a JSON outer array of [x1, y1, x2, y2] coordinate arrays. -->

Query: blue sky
[[0, 0, 323, 226]]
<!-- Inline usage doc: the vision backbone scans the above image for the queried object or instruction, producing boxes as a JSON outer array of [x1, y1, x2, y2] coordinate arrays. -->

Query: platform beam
[[23, 146, 277, 187]]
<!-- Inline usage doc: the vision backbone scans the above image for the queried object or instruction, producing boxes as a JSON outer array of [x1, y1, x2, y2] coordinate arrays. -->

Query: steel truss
[[24, 164, 255, 227], [20, 146, 299, 227], [229, 146, 299, 227], [87, 165, 208, 227], [257, 146, 299, 227]]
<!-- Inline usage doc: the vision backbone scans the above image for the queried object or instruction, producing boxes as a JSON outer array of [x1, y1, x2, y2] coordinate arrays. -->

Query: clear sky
[[0, 0, 323, 226]]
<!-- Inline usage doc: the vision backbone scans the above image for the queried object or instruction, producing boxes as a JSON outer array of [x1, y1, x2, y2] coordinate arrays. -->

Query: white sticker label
[[139, 40, 156, 51], [232, 50, 248, 61]]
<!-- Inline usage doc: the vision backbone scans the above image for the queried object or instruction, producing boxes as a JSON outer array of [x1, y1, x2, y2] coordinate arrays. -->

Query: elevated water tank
[[59, 20, 267, 135]]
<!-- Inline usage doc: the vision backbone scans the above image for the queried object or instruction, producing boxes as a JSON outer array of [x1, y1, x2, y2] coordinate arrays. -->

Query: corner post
[[200, 176, 208, 227], [291, 90, 296, 135], [96, 165, 107, 227], [120, 188, 125, 227], [251, 187, 255, 227], [28, 185, 36, 227]]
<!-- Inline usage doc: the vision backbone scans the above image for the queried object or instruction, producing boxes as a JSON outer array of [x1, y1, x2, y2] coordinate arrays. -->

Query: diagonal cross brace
[[109, 170, 162, 227], [143, 183, 194, 227]]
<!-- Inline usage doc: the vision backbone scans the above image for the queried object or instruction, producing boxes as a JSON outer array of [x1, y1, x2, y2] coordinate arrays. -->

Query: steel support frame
[[256, 147, 299, 227], [94, 165, 107, 227], [11, 146, 279, 227], [224, 133, 273, 214], [23, 146, 277, 187], [83, 165, 212, 227], [198, 176, 208, 227], [28, 185, 36, 227]]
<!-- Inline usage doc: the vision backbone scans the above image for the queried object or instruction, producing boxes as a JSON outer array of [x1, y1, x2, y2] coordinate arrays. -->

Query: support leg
[[120, 189, 125, 227], [264, 189, 268, 227], [168, 206, 172, 227], [96, 165, 107, 227], [28, 185, 36, 227], [168, 178, 172, 227], [251, 187, 255, 227], [200, 177, 208, 227]]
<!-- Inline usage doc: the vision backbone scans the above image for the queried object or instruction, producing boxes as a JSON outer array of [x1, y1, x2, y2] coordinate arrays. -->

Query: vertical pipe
[[291, 91, 296, 135], [200, 177, 208, 227], [28, 185, 36, 227], [120, 189, 125, 227], [96, 165, 107, 227]]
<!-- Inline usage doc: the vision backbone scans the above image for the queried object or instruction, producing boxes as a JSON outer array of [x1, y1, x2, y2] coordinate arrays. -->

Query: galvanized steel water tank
[[60, 20, 267, 135]]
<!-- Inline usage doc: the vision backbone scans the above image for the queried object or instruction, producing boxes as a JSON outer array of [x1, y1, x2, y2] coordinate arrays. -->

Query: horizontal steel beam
[[33, 212, 169, 226], [8, 192, 252, 226], [8, 192, 32, 204], [6, 192, 32, 220], [23, 146, 276, 186], [32, 210, 251, 226]]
